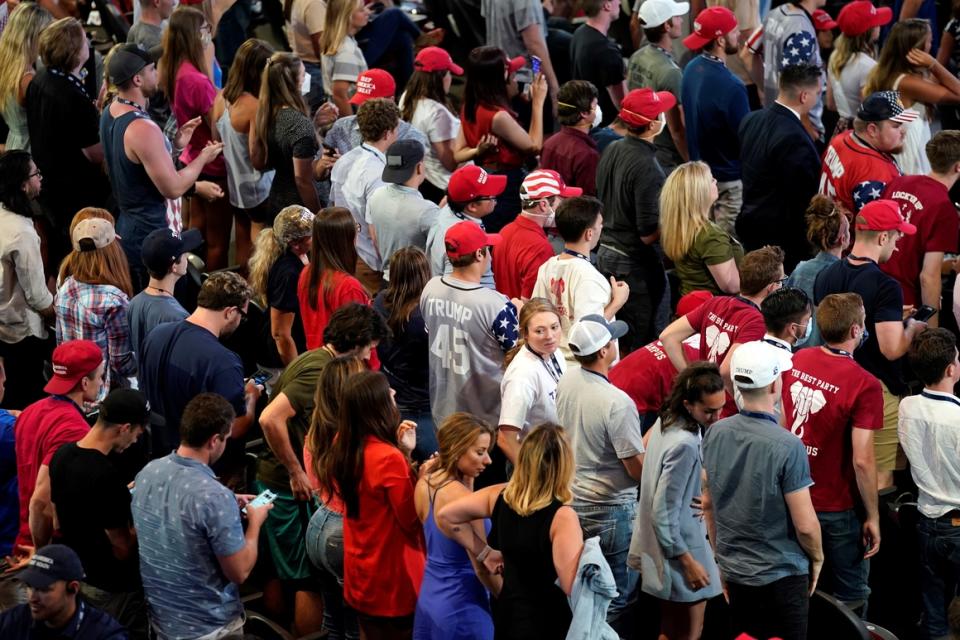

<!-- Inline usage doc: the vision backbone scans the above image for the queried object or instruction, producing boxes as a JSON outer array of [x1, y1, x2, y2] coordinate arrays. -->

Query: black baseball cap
[[382, 139, 425, 185], [857, 91, 919, 124], [108, 43, 161, 86], [19, 545, 85, 589], [100, 389, 151, 426], [141, 228, 204, 275]]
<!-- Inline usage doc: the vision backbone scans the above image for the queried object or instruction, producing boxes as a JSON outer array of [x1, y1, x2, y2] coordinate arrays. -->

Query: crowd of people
[[2, 0, 960, 638]]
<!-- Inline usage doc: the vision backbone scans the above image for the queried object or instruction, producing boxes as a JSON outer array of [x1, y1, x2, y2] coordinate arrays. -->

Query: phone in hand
[[531, 55, 541, 75], [913, 304, 937, 323], [242, 489, 278, 514], [250, 369, 272, 387]]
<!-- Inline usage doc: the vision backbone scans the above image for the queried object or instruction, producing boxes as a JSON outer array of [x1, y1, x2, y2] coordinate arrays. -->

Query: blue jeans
[[918, 513, 960, 638], [401, 408, 437, 463], [817, 510, 870, 610], [305, 504, 359, 640], [573, 501, 639, 633]]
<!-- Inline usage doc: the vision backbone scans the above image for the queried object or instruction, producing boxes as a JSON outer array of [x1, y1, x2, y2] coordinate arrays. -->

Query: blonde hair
[[0, 3, 51, 112], [828, 32, 876, 79], [253, 52, 307, 166], [320, 0, 359, 56], [58, 208, 134, 298], [503, 298, 561, 368], [430, 413, 496, 483], [503, 423, 574, 516], [659, 161, 715, 262], [247, 205, 314, 304]]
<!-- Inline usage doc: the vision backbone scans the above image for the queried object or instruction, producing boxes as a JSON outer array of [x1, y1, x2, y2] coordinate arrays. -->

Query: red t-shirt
[[460, 104, 525, 171], [14, 396, 90, 547], [297, 269, 370, 350], [819, 130, 901, 213], [684, 296, 766, 366], [343, 437, 425, 616], [493, 216, 555, 300], [609, 340, 700, 414], [780, 348, 883, 512], [881, 175, 960, 305]]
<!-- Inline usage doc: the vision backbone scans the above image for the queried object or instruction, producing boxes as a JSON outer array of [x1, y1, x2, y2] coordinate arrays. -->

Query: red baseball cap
[[507, 55, 526, 75], [44, 340, 103, 395], [447, 165, 507, 203], [855, 199, 917, 235], [444, 221, 502, 258], [837, 1, 892, 37], [676, 290, 714, 317], [521, 169, 582, 200], [350, 69, 396, 105], [812, 9, 837, 31], [619, 88, 676, 128], [415, 46, 463, 75], [683, 6, 737, 50]]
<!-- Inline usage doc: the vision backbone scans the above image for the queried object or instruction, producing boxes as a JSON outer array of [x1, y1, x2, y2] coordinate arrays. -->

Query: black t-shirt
[[25, 69, 110, 225], [260, 249, 308, 367], [372, 291, 430, 412], [569, 24, 625, 128], [49, 443, 141, 592], [813, 258, 905, 393]]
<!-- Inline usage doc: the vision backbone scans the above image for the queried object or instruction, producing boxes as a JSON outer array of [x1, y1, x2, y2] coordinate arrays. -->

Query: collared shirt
[[331, 143, 386, 271], [0, 599, 127, 639], [366, 183, 440, 280], [132, 453, 246, 639], [54, 277, 135, 401], [774, 100, 801, 121], [0, 205, 52, 344], [899, 389, 960, 518], [539, 127, 600, 196], [324, 116, 429, 157], [424, 206, 495, 289]]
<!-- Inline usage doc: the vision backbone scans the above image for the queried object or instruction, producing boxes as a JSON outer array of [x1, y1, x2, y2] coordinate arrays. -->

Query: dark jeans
[[726, 574, 810, 640], [0, 334, 52, 409], [400, 408, 437, 463], [596, 246, 662, 355], [918, 513, 960, 638], [357, 8, 421, 95], [818, 509, 870, 609]]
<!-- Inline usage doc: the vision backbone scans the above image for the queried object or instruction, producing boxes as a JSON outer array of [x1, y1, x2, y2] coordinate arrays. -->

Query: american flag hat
[[520, 169, 583, 200], [857, 90, 919, 124]]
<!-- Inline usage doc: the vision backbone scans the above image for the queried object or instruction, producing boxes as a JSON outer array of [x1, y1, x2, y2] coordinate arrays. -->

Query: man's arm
[[231, 381, 261, 439], [29, 465, 54, 548], [851, 427, 881, 558], [620, 453, 644, 481], [217, 503, 270, 584], [784, 488, 824, 594], [660, 316, 695, 372], [133, 120, 220, 199], [259, 391, 312, 501], [665, 105, 689, 162], [520, 24, 559, 108], [104, 526, 137, 561], [920, 251, 944, 328], [701, 469, 717, 551], [875, 319, 925, 361]]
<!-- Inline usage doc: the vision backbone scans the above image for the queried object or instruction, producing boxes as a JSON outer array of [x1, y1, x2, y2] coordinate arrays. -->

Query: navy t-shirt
[[373, 291, 430, 413], [813, 258, 905, 393], [139, 321, 246, 456], [266, 250, 307, 359]]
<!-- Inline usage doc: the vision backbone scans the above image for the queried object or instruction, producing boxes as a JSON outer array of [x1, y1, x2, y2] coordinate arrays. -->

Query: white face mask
[[300, 72, 311, 95], [592, 104, 602, 128]]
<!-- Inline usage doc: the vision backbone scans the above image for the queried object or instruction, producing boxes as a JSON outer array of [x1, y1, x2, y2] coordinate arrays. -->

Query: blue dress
[[413, 486, 494, 640]]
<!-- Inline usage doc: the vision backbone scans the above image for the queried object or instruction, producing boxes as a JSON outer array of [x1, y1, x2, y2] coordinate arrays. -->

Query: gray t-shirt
[[420, 275, 519, 427], [701, 410, 813, 586], [366, 184, 439, 280], [627, 44, 683, 171], [127, 21, 163, 50], [557, 368, 645, 505], [481, 0, 548, 59], [127, 291, 189, 359]]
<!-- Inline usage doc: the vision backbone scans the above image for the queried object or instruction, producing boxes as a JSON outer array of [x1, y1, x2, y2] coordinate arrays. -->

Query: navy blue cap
[[18, 545, 85, 588], [141, 228, 203, 275]]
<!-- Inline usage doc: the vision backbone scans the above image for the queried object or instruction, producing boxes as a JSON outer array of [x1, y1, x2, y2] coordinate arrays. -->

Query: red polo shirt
[[540, 127, 600, 196], [14, 395, 90, 547], [493, 215, 556, 300]]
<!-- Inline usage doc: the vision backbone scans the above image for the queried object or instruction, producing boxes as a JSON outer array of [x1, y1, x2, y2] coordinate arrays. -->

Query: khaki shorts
[[876, 383, 907, 472]]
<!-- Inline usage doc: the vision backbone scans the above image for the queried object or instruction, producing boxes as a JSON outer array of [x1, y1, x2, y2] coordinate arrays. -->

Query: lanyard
[[52, 394, 85, 417], [921, 390, 960, 409], [563, 248, 590, 261], [452, 210, 486, 231], [48, 67, 90, 100], [527, 344, 563, 383], [651, 44, 675, 61], [763, 338, 792, 352], [736, 296, 760, 311], [581, 368, 609, 383], [701, 53, 724, 64], [823, 345, 853, 358], [847, 254, 877, 265], [740, 410, 780, 425], [115, 96, 146, 113]]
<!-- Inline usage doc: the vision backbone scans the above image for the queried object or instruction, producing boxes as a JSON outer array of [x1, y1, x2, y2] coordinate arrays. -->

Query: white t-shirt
[[499, 345, 566, 432], [400, 95, 460, 189], [532, 254, 611, 362], [288, 0, 327, 64], [829, 52, 876, 118]]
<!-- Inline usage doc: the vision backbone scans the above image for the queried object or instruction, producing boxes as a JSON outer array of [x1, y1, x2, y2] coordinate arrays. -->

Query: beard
[[888, 142, 905, 155], [723, 41, 739, 55]]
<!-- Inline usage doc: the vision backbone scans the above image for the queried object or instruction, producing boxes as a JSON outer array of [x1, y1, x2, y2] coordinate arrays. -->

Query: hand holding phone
[[912, 304, 937, 324], [242, 489, 278, 515], [531, 55, 541, 75]]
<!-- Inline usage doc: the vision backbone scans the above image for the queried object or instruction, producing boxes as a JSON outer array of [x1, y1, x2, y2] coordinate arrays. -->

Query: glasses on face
[[28, 170, 41, 179], [474, 196, 497, 203], [235, 306, 248, 324], [774, 276, 788, 287]]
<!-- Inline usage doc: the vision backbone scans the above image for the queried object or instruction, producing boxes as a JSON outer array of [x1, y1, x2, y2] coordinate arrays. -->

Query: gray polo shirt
[[425, 206, 495, 289], [558, 367, 645, 505], [702, 410, 813, 586], [366, 183, 439, 280]]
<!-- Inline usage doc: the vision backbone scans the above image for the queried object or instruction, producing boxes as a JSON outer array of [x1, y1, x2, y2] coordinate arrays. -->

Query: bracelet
[[476, 545, 493, 563]]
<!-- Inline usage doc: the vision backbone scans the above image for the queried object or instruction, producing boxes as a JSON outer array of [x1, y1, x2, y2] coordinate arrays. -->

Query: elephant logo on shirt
[[549, 277, 569, 318], [704, 324, 732, 362], [789, 381, 827, 439]]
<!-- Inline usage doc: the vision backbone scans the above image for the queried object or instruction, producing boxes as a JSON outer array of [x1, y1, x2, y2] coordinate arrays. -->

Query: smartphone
[[250, 368, 272, 387], [322, 143, 337, 155], [913, 304, 937, 323], [242, 489, 278, 514], [531, 55, 541, 75]]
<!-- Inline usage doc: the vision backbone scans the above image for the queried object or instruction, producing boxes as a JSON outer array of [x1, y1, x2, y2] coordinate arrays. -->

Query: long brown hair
[[326, 371, 402, 518], [223, 38, 274, 104], [307, 355, 365, 488], [429, 413, 496, 485], [381, 247, 430, 335], [503, 298, 560, 368], [253, 52, 307, 165], [158, 7, 210, 102], [58, 208, 134, 297], [864, 19, 931, 97], [400, 69, 455, 123], [305, 207, 358, 311]]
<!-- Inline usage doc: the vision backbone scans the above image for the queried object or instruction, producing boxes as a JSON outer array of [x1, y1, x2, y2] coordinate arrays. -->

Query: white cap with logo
[[568, 314, 629, 357], [638, 0, 690, 27], [730, 341, 793, 390]]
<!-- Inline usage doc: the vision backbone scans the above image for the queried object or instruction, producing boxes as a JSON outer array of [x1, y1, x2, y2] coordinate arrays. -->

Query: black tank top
[[489, 493, 571, 639]]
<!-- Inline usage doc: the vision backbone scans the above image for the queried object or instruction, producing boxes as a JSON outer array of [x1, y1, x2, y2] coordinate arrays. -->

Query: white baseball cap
[[638, 0, 690, 28], [568, 314, 628, 356], [731, 341, 793, 390]]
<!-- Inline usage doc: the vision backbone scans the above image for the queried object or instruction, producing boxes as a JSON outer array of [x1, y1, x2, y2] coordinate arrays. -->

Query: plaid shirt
[[55, 277, 136, 399]]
